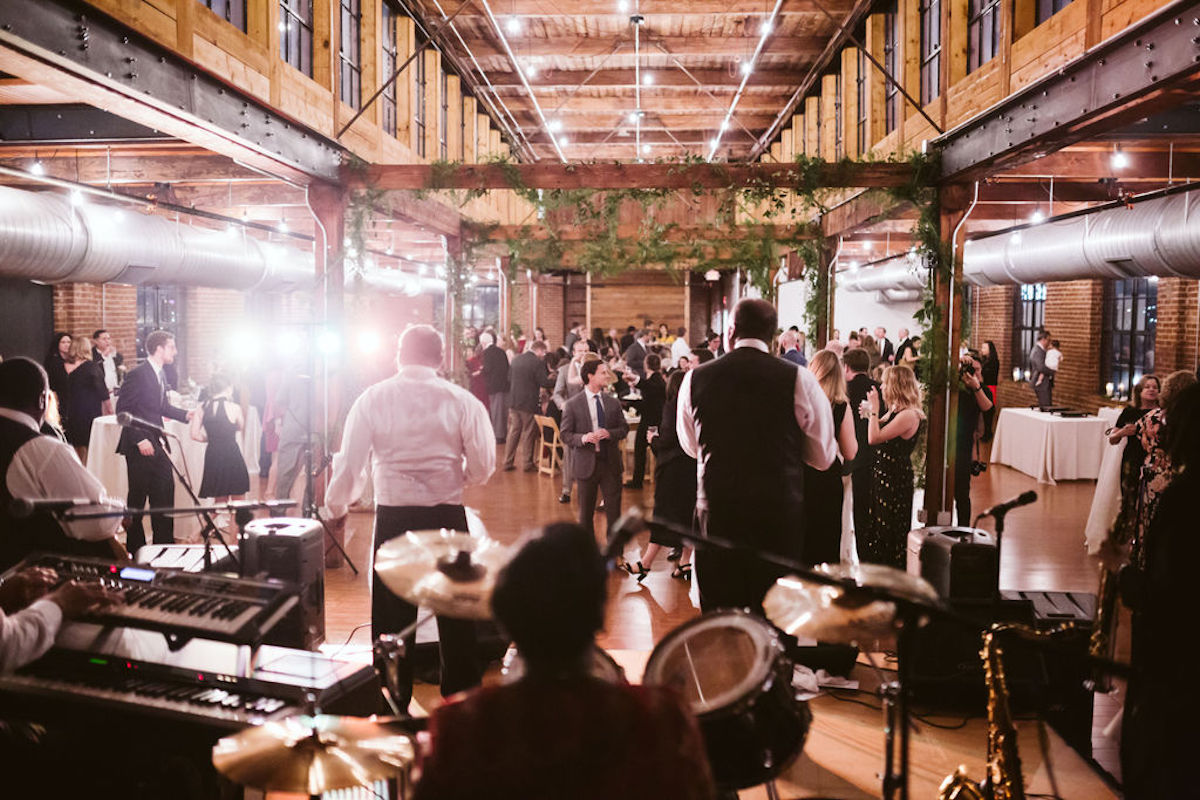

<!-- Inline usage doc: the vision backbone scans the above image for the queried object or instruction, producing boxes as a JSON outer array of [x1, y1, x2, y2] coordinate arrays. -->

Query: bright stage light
[[317, 328, 341, 356], [275, 331, 302, 360], [505, 16, 521, 34], [356, 330, 382, 355]]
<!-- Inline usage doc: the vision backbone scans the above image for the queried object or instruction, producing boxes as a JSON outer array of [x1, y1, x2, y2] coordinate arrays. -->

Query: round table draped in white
[[988, 406, 1115, 485], [85, 407, 262, 542]]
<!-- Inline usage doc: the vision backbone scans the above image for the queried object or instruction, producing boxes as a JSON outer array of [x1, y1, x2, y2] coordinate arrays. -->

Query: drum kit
[[210, 521, 945, 800]]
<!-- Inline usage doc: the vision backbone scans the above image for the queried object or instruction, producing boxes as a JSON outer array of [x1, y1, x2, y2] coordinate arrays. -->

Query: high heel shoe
[[671, 563, 692, 581], [623, 560, 651, 583]]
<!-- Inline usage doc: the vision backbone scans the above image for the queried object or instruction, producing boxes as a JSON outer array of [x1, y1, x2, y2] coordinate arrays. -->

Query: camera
[[959, 360, 975, 380], [969, 460, 988, 476]]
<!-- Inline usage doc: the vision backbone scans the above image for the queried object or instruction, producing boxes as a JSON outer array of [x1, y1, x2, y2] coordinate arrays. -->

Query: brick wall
[[1155, 277, 1199, 376], [184, 287, 247, 384], [52, 282, 137, 361], [534, 275, 565, 350]]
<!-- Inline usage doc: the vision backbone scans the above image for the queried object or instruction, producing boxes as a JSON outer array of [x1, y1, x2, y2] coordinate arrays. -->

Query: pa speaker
[[244, 517, 325, 650]]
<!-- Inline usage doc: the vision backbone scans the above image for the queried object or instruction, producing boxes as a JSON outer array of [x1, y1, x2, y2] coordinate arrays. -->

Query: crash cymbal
[[212, 715, 415, 794], [763, 563, 940, 646], [374, 529, 513, 620]]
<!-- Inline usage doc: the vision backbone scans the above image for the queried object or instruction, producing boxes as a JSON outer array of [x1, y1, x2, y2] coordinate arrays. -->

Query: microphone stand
[[632, 509, 1130, 800], [153, 431, 236, 573]]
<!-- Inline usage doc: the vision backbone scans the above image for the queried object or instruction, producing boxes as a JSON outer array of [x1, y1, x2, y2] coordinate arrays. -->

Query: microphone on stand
[[116, 412, 167, 437], [603, 508, 646, 567], [975, 490, 1038, 522], [10, 497, 125, 519]]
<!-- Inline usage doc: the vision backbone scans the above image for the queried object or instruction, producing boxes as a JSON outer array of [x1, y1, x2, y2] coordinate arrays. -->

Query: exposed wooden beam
[[487, 223, 816, 242], [450, 35, 826, 60], [353, 161, 914, 190], [500, 93, 796, 113], [489, 68, 807, 89], [505, 112, 780, 129], [413, 0, 853, 16]]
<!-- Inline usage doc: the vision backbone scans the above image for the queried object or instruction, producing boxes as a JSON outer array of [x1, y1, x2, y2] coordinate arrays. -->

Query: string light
[[30, 161, 45, 177], [505, 16, 520, 34]]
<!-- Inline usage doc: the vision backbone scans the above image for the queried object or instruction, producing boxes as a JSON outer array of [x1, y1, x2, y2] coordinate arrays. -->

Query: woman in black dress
[[801, 350, 857, 565], [191, 374, 250, 505], [63, 335, 109, 459], [623, 370, 696, 581], [1107, 374, 1159, 502], [858, 365, 925, 569], [43, 331, 73, 426]]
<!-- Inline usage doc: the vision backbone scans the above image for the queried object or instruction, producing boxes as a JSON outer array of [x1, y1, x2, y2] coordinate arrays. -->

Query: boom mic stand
[[150, 429, 237, 574], [618, 508, 1130, 800]]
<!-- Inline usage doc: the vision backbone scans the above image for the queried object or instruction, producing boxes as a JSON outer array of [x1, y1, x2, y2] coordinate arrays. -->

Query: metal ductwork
[[963, 188, 1200, 286], [837, 256, 930, 293], [0, 184, 446, 296], [877, 289, 922, 302]]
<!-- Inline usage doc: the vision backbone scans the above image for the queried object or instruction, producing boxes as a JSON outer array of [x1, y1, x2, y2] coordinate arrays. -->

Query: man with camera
[[956, 349, 994, 525]]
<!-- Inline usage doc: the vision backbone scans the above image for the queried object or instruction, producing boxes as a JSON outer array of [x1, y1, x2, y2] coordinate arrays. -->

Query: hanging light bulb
[[740, 61, 754, 76], [505, 16, 521, 34], [277, 220, 289, 234], [30, 160, 45, 176], [1030, 209, 1045, 224], [1111, 148, 1129, 169], [642, 72, 654, 85], [69, 189, 84, 206]]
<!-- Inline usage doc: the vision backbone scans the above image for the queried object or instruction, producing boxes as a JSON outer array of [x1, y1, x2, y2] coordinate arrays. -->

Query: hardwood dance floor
[[303, 445, 1118, 798]]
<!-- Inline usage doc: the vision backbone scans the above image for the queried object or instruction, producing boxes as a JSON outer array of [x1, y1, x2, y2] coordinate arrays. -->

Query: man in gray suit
[[552, 339, 592, 503], [560, 359, 628, 543], [503, 340, 549, 472], [1028, 329, 1053, 408]]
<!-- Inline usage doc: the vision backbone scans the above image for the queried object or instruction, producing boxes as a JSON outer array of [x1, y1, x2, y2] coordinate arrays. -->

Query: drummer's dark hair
[[492, 522, 606, 666]]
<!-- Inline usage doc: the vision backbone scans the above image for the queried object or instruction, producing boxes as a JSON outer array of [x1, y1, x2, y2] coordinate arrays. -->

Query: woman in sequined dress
[[858, 365, 925, 569]]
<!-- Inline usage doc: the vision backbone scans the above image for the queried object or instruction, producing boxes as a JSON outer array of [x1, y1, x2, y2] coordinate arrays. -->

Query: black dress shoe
[[558, 493, 571, 504], [503, 465, 516, 472], [623, 481, 643, 489]]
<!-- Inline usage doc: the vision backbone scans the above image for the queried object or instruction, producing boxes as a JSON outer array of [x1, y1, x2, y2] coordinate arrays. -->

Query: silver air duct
[[964, 188, 1200, 286], [837, 255, 930, 293], [0, 185, 445, 295]]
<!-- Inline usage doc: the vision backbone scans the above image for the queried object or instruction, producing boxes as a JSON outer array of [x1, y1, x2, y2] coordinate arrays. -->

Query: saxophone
[[937, 625, 1026, 800]]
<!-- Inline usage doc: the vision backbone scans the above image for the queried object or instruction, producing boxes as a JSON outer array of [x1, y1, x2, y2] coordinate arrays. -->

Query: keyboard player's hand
[[47, 581, 121, 619], [0, 567, 58, 614]]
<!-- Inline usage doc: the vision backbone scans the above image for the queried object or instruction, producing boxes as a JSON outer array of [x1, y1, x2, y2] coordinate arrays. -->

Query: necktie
[[594, 394, 606, 450]]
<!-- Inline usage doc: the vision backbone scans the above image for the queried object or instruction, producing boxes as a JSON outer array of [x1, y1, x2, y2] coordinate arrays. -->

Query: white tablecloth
[[1084, 406, 1127, 552], [85, 407, 261, 542], [989, 407, 1111, 484]]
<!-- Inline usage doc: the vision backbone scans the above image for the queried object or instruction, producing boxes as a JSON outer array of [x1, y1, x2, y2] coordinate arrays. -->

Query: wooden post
[[923, 183, 971, 523], [444, 236, 461, 379], [307, 182, 347, 326], [683, 271, 692, 345]]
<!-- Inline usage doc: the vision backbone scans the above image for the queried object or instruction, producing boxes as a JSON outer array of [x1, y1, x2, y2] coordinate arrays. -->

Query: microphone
[[603, 507, 646, 566], [10, 497, 124, 519], [978, 490, 1038, 520], [116, 411, 167, 437]]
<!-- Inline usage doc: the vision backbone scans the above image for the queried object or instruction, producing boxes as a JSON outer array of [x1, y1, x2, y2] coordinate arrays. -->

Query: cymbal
[[763, 563, 940, 646], [374, 529, 513, 620], [212, 715, 415, 794]]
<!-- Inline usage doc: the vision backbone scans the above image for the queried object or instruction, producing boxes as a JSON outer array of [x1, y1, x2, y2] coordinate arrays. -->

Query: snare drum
[[500, 644, 627, 685], [642, 609, 812, 790]]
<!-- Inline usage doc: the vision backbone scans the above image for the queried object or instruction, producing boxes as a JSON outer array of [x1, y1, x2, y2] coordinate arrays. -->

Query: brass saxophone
[[937, 625, 1027, 800], [1089, 493, 1135, 692]]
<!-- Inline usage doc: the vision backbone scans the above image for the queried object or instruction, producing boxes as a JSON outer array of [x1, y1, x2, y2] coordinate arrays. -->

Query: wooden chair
[[534, 415, 563, 476]]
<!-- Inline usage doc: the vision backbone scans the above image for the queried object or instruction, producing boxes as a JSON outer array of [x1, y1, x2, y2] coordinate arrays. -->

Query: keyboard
[[8, 553, 296, 647]]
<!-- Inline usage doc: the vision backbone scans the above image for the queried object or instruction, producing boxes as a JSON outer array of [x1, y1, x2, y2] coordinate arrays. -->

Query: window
[[1036, 0, 1072, 25], [855, 48, 868, 155], [279, 0, 314, 77], [198, 0, 246, 31], [439, 65, 449, 160], [919, 0, 941, 105], [1012, 283, 1046, 380], [967, 0, 1001, 73], [883, 0, 899, 133], [339, 0, 362, 108], [833, 71, 843, 160], [381, 2, 399, 136], [1102, 277, 1157, 400], [136, 286, 184, 383], [414, 51, 427, 157]]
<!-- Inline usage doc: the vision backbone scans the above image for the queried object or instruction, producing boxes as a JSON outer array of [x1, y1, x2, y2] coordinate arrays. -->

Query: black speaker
[[907, 526, 999, 601], [243, 518, 325, 650]]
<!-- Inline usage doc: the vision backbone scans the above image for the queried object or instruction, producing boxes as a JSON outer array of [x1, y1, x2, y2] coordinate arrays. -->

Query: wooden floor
[[299, 442, 1121, 798]]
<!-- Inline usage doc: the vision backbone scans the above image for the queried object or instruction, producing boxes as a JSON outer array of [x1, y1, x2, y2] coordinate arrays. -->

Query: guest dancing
[[190, 373, 250, 509], [858, 365, 925, 569]]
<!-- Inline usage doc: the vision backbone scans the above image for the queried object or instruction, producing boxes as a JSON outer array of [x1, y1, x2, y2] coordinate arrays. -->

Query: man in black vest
[[0, 358, 126, 572], [115, 330, 191, 553], [677, 299, 837, 613]]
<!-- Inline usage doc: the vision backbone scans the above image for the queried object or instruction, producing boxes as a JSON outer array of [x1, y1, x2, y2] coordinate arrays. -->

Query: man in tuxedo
[[780, 329, 807, 366], [626, 353, 665, 489], [503, 340, 548, 472], [622, 329, 648, 377], [1028, 330, 1053, 408], [875, 327, 894, 364], [480, 332, 510, 444], [560, 359, 628, 543], [678, 299, 836, 613], [553, 340, 593, 503], [894, 328, 912, 364], [842, 348, 879, 538], [115, 330, 191, 552]]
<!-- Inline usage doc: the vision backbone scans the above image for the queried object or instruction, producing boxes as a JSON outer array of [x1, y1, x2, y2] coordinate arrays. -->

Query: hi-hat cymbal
[[212, 715, 415, 794], [374, 529, 512, 620], [763, 563, 940, 646]]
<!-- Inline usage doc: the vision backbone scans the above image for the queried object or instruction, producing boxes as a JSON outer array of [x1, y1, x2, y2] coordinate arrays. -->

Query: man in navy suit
[[115, 330, 191, 552], [560, 359, 629, 543]]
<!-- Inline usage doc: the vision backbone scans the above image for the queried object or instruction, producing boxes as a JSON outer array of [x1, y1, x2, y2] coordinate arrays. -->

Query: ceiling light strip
[[634, 5, 642, 160], [477, 0, 567, 162], [707, 0, 786, 161]]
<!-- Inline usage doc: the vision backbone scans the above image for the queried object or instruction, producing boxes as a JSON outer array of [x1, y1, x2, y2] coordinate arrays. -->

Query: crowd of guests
[[41, 330, 123, 460]]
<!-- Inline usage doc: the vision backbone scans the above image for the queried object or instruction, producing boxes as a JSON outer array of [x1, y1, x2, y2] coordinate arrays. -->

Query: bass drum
[[500, 644, 627, 685], [643, 609, 812, 790]]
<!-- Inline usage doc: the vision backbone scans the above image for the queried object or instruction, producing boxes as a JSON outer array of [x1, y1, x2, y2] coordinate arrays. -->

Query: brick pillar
[[1156, 277, 1199, 376]]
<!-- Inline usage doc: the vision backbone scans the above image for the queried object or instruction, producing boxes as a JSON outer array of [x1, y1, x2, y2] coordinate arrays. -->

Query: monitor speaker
[[243, 517, 325, 650]]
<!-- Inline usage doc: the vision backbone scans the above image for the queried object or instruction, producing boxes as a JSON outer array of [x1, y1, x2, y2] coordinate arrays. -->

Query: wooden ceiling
[[408, 0, 858, 162]]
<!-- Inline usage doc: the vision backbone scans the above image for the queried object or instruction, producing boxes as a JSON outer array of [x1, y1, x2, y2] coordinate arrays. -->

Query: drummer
[[414, 522, 715, 800]]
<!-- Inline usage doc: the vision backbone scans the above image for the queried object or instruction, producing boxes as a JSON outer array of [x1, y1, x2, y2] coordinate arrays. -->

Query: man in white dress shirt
[[325, 325, 496, 713], [677, 299, 836, 613], [0, 357, 126, 572], [0, 566, 116, 673]]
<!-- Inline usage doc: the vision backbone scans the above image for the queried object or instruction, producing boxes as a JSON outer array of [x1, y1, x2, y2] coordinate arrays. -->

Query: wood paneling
[[588, 270, 688, 334]]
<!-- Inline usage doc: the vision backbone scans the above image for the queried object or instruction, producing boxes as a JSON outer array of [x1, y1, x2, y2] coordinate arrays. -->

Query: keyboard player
[[0, 358, 128, 572], [0, 566, 117, 672]]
